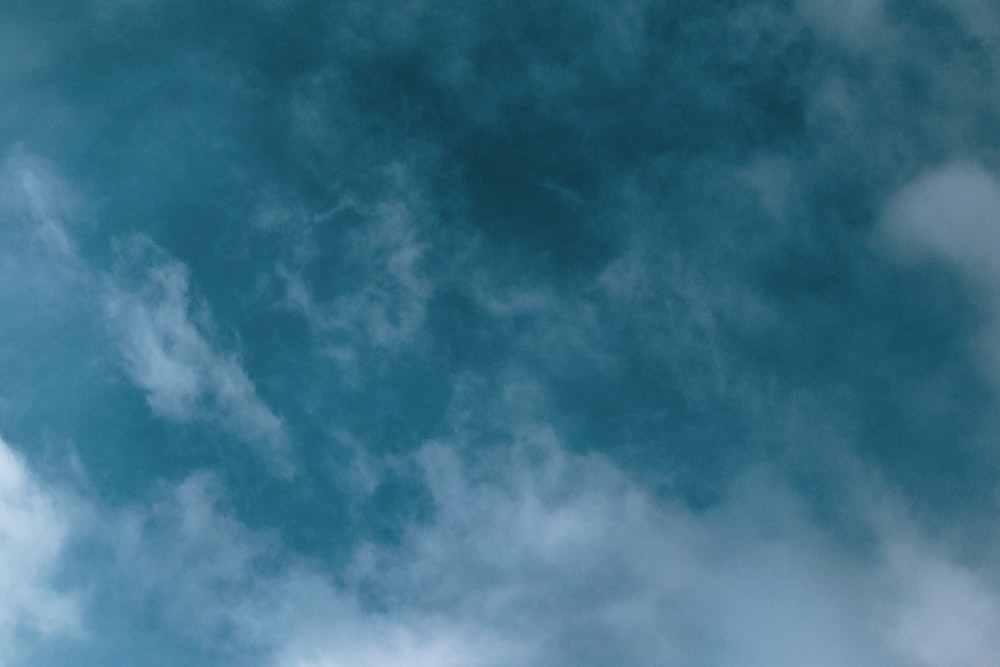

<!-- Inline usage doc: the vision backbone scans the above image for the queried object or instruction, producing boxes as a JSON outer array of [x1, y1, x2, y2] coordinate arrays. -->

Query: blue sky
[[3, 1, 1000, 665]]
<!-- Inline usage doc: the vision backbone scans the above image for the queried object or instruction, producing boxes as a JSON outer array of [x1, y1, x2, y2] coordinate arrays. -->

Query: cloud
[[884, 539, 1000, 667], [75, 417, 999, 667], [0, 335, 990, 667], [795, 0, 888, 52], [3, 151, 290, 471], [880, 162, 1000, 282], [267, 163, 434, 375], [103, 236, 290, 469], [941, 0, 1000, 43], [0, 435, 82, 662], [363, 430, 1000, 667], [877, 161, 1000, 384], [97, 467, 521, 667], [0, 150, 109, 450], [0, 382, 991, 667], [0, 148, 80, 259]]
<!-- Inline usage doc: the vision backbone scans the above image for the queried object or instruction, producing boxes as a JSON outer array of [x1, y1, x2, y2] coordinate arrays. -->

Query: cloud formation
[[0, 150, 78, 258], [878, 161, 1000, 388], [880, 162, 1000, 281], [0, 436, 81, 662], [103, 236, 290, 467], [38, 425, 996, 667]]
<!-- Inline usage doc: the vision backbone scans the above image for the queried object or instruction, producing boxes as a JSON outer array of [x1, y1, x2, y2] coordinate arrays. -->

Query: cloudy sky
[[2, 1, 1000, 665]]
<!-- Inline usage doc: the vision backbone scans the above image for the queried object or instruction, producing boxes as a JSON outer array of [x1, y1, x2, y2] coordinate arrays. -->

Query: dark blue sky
[[2, 1, 1000, 665]]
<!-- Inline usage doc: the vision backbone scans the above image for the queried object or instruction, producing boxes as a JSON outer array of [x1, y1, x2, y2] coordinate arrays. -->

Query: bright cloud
[[0, 435, 82, 661]]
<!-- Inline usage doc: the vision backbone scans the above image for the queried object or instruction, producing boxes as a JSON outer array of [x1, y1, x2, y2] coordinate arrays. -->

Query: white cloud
[[103, 468, 522, 667], [96, 420, 1000, 667], [3, 151, 290, 469], [883, 540, 1000, 667], [388, 431, 1000, 667], [880, 162, 1000, 281], [103, 236, 290, 469], [0, 149, 78, 258], [0, 435, 82, 661], [371, 433, 873, 666], [878, 161, 1000, 382], [0, 151, 95, 317], [3, 149, 995, 666]]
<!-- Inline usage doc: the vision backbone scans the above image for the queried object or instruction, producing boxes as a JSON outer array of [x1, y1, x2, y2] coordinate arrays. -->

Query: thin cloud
[[0, 149, 77, 258], [269, 164, 434, 375], [103, 236, 291, 471]]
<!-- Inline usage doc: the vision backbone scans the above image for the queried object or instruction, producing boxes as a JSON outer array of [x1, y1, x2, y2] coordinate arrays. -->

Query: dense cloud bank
[[3, 1, 1000, 665]]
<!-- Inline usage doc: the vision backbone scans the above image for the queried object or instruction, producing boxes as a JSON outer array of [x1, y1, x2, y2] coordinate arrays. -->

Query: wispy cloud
[[0, 149, 78, 259], [103, 236, 291, 470], [267, 163, 434, 376]]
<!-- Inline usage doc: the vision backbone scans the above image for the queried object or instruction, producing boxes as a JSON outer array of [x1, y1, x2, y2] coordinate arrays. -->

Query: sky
[[2, 1, 1000, 665]]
